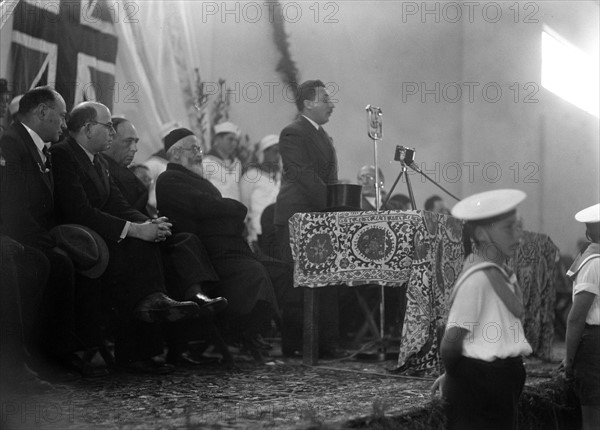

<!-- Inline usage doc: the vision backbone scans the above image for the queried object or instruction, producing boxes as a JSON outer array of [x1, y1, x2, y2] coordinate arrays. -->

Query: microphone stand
[[365, 105, 387, 360]]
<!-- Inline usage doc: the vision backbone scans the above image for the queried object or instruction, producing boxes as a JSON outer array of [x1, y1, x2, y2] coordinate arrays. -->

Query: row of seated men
[[0, 86, 303, 393]]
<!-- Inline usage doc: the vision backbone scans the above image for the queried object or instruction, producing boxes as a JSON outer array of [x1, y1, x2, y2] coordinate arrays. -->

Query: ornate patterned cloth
[[508, 231, 559, 361], [289, 210, 464, 375]]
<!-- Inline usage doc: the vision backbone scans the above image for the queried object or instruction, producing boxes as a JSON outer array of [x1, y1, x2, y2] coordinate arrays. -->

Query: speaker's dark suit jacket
[[274, 116, 338, 226], [275, 116, 337, 225]]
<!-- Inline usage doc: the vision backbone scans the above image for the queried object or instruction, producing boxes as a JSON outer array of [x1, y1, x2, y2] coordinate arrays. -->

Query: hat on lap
[[50, 224, 109, 279]]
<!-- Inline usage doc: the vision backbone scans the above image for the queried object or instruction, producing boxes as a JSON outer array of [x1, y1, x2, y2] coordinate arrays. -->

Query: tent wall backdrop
[[1, 0, 598, 256]]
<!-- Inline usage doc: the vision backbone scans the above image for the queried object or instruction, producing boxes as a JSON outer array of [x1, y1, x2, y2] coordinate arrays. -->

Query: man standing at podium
[[273, 79, 340, 357]]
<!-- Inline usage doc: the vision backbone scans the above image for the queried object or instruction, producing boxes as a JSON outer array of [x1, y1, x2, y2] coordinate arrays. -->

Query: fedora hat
[[50, 224, 109, 279]]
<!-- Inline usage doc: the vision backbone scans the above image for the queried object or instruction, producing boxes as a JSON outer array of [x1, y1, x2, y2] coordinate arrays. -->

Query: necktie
[[93, 154, 104, 179], [42, 146, 51, 169]]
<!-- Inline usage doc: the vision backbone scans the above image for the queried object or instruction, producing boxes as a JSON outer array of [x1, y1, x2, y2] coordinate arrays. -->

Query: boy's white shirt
[[573, 258, 600, 325], [447, 262, 532, 361]]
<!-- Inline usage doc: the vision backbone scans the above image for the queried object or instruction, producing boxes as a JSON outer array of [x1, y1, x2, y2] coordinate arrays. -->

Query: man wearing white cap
[[240, 134, 281, 247], [564, 203, 600, 430], [202, 121, 243, 201], [432, 189, 532, 430]]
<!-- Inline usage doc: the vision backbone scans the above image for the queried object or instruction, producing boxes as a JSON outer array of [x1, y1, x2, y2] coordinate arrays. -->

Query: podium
[[289, 210, 464, 371]]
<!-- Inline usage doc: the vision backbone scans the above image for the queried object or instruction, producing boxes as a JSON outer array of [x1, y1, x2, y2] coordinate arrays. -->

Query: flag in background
[[9, 0, 118, 109]]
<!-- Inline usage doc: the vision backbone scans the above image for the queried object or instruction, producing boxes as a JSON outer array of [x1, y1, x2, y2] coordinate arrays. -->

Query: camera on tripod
[[394, 146, 415, 165]]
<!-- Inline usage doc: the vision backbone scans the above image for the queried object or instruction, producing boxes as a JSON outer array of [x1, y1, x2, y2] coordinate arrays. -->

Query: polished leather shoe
[[188, 293, 228, 316], [134, 292, 200, 323], [117, 359, 175, 375]]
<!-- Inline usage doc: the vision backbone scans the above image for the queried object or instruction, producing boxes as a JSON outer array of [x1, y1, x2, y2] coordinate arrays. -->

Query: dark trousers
[[36, 248, 77, 356], [160, 232, 219, 300], [11, 245, 77, 358], [106, 234, 221, 362], [444, 356, 526, 430], [103, 238, 166, 363], [1, 237, 49, 379], [161, 233, 219, 350], [104, 238, 166, 311]]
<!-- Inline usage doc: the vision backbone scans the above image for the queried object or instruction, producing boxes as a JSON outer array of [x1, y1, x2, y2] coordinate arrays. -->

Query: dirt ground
[[0, 341, 568, 430]]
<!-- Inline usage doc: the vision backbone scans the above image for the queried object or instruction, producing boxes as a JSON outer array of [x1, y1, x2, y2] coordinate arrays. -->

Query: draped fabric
[[9, 0, 118, 109], [508, 231, 559, 361], [289, 210, 464, 374]]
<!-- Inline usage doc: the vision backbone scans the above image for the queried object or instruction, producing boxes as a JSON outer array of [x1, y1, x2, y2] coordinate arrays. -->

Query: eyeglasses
[[180, 145, 204, 155], [88, 121, 115, 132]]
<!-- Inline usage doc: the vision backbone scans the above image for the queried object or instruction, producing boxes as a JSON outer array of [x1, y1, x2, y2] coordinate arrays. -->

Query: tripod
[[382, 161, 460, 210]]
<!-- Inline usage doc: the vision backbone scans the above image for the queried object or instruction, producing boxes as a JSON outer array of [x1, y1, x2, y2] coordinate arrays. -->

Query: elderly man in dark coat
[[156, 128, 278, 353]]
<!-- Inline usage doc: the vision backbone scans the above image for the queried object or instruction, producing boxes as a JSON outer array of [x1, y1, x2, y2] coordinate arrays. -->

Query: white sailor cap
[[214, 121, 241, 138], [451, 189, 526, 222], [575, 203, 600, 224], [258, 134, 279, 153]]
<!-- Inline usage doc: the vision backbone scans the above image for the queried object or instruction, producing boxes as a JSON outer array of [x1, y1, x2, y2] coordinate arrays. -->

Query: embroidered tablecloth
[[289, 210, 464, 374], [508, 231, 559, 361]]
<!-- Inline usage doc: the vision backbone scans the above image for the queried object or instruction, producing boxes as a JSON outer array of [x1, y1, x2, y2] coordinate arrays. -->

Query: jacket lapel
[[96, 154, 111, 192], [14, 122, 54, 193], [66, 138, 110, 205], [298, 116, 335, 162]]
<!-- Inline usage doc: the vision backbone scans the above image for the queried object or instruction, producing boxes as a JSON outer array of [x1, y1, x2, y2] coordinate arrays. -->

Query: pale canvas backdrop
[[1, 0, 598, 255]]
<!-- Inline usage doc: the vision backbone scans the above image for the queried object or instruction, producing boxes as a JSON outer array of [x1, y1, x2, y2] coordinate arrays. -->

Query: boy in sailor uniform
[[564, 203, 600, 430], [432, 189, 532, 430]]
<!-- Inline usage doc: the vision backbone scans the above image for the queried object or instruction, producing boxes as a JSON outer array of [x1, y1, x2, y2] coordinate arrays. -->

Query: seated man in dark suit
[[101, 117, 149, 214], [0, 86, 87, 373], [50, 101, 203, 373], [156, 128, 279, 354]]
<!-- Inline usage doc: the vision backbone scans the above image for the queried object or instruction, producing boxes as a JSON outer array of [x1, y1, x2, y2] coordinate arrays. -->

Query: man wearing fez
[[0, 86, 84, 373], [273, 79, 340, 357], [156, 128, 279, 355], [50, 101, 203, 373], [202, 121, 243, 201]]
